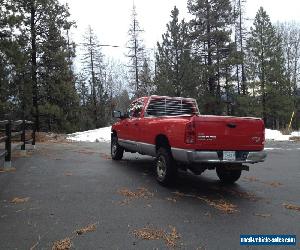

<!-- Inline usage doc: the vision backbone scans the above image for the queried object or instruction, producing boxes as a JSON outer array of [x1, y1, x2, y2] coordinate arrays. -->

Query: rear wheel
[[155, 147, 177, 186], [111, 135, 124, 160], [216, 166, 242, 184]]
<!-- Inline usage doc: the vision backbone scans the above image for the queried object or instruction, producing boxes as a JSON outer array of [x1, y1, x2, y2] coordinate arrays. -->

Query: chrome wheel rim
[[157, 156, 167, 179], [112, 140, 117, 156]]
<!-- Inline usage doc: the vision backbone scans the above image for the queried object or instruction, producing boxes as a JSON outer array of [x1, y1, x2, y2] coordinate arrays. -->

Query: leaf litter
[[263, 181, 283, 188], [0, 168, 16, 173], [75, 223, 97, 235], [52, 222, 98, 250], [171, 191, 238, 213], [133, 225, 180, 248], [52, 238, 72, 250], [11, 197, 30, 204], [197, 196, 238, 213], [283, 203, 300, 211], [221, 188, 259, 201], [117, 187, 154, 204], [243, 176, 283, 188], [35, 132, 69, 143]]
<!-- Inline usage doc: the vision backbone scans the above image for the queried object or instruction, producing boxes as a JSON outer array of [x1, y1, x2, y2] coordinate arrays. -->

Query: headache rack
[[145, 96, 199, 117]]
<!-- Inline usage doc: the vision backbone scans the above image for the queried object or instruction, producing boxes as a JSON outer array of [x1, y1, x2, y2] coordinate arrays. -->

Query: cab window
[[128, 99, 144, 118]]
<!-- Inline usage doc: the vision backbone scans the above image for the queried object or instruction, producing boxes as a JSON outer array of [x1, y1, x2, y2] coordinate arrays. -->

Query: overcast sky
[[60, 0, 300, 62]]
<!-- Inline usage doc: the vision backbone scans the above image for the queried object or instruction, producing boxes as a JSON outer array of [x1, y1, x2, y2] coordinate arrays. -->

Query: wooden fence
[[0, 120, 35, 168]]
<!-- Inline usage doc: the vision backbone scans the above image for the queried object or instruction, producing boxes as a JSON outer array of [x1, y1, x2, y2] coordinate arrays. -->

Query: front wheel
[[216, 166, 242, 184], [111, 135, 124, 160], [155, 147, 177, 186]]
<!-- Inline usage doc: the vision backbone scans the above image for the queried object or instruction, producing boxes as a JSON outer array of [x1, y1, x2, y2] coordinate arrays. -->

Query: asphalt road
[[0, 140, 299, 250]]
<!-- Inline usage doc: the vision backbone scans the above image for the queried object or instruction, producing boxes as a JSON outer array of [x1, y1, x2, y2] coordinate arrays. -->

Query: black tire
[[216, 166, 242, 184], [155, 147, 177, 186], [111, 135, 124, 160]]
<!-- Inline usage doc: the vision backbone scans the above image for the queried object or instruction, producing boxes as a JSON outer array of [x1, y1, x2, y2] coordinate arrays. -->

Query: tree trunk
[[238, 0, 246, 95], [88, 28, 98, 127], [31, 1, 39, 131]]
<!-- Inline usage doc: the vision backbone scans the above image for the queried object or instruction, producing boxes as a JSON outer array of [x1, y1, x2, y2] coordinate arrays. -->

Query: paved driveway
[[0, 140, 299, 249]]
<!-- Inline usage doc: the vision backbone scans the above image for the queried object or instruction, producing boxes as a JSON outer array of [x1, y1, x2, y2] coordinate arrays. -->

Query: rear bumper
[[171, 148, 267, 164]]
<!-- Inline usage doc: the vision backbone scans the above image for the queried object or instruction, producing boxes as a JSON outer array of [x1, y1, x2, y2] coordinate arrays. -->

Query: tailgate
[[194, 115, 265, 151]]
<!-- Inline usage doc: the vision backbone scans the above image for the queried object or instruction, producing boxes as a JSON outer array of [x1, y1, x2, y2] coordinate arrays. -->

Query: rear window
[[145, 97, 199, 117]]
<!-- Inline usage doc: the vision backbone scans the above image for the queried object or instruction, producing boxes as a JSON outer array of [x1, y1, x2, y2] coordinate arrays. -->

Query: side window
[[128, 99, 144, 118]]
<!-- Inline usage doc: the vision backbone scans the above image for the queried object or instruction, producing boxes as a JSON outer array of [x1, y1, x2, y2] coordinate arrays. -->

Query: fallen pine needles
[[133, 226, 180, 248], [283, 203, 300, 211], [11, 197, 30, 204], [52, 222, 98, 250], [52, 238, 72, 250], [76, 223, 97, 235], [0, 168, 16, 173], [117, 187, 153, 204]]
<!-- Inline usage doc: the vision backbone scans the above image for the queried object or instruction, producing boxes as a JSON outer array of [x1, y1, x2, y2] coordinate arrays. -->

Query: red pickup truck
[[111, 95, 267, 185]]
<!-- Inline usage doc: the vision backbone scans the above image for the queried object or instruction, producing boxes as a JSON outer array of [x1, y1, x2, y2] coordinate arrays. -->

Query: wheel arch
[[111, 129, 117, 138], [155, 134, 171, 152]]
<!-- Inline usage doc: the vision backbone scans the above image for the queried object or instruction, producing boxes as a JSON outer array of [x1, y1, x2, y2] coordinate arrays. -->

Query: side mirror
[[113, 110, 122, 118], [113, 110, 128, 119]]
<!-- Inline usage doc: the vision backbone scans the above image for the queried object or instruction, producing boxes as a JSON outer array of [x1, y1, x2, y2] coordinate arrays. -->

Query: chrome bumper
[[171, 148, 267, 164]]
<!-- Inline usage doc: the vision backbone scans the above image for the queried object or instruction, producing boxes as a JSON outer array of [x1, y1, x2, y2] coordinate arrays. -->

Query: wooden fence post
[[4, 120, 12, 168], [21, 119, 26, 151], [32, 122, 36, 147]]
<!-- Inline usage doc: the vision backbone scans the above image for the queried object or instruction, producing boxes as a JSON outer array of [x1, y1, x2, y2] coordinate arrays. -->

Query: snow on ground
[[265, 129, 300, 141], [67, 126, 112, 143], [67, 126, 300, 143], [265, 129, 290, 141], [291, 131, 300, 137]]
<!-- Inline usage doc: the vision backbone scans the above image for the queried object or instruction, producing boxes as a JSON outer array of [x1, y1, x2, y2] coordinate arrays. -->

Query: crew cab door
[[123, 98, 145, 151], [127, 98, 145, 140]]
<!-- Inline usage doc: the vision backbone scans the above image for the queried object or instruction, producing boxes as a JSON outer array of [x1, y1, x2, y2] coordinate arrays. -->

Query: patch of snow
[[265, 129, 300, 141], [67, 126, 111, 143], [291, 131, 300, 137], [265, 129, 290, 141]]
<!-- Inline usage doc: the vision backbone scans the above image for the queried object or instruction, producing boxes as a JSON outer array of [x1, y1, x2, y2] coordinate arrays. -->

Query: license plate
[[223, 151, 236, 161]]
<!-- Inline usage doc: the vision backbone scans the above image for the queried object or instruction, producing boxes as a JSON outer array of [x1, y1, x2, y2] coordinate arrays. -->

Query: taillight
[[185, 121, 196, 144]]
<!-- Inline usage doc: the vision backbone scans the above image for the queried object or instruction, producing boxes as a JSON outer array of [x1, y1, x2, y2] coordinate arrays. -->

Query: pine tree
[[247, 7, 292, 128], [138, 58, 154, 96], [233, 0, 247, 95], [188, 0, 235, 114], [0, 0, 30, 118], [38, 3, 79, 132], [7, 0, 78, 131], [155, 6, 194, 98], [81, 26, 106, 128], [276, 22, 300, 128], [126, 4, 145, 97]]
